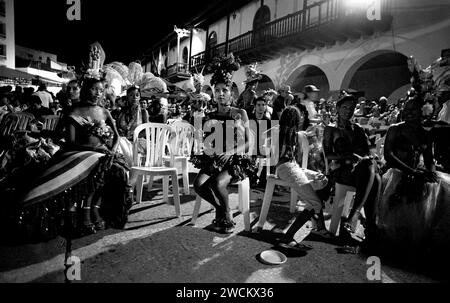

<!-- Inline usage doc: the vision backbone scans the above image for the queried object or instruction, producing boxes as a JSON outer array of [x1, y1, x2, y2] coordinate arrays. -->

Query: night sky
[[14, 0, 213, 67]]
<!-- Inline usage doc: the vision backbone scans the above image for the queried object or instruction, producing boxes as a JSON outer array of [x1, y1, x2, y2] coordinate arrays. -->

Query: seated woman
[[275, 106, 330, 250], [116, 86, 148, 167], [191, 54, 257, 234], [15, 78, 131, 241], [376, 95, 450, 254], [323, 94, 381, 244]]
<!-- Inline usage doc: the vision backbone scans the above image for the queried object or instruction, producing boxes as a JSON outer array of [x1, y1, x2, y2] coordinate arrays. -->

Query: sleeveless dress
[[189, 111, 258, 183], [11, 114, 132, 242]]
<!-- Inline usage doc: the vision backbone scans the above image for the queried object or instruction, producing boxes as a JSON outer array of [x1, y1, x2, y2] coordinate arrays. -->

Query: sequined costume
[[190, 112, 258, 183], [12, 114, 132, 242]]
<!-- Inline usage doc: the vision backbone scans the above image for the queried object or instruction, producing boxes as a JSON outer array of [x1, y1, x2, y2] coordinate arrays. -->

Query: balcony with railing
[[166, 62, 191, 81], [191, 0, 392, 73]]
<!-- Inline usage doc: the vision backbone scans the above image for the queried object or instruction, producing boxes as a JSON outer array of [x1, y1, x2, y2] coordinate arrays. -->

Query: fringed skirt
[[190, 153, 258, 183], [12, 148, 131, 242]]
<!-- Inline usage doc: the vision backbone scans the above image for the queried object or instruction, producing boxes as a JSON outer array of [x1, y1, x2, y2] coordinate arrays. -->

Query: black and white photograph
[[1, 0, 450, 288]]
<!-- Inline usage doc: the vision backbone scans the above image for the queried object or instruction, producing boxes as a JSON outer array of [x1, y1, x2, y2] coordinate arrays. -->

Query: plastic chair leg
[[163, 176, 169, 202], [329, 184, 354, 235], [240, 178, 251, 232], [147, 175, 154, 192], [172, 172, 181, 217], [290, 191, 298, 214], [256, 179, 275, 230], [182, 159, 190, 195], [191, 196, 202, 224], [136, 174, 144, 204]]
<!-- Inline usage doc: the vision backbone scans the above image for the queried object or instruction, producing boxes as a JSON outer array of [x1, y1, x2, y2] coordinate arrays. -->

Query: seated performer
[[191, 54, 258, 234], [15, 78, 132, 241]]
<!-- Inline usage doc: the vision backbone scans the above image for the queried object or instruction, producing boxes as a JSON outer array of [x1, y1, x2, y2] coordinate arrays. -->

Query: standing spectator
[[272, 85, 293, 120], [236, 81, 258, 114], [436, 84, 450, 124], [302, 85, 320, 121], [33, 83, 53, 108], [378, 96, 388, 114]]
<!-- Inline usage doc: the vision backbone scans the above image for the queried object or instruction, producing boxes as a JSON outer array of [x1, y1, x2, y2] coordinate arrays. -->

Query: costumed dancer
[[191, 53, 258, 234], [236, 63, 262, 114], [15, 77, 132, 242]]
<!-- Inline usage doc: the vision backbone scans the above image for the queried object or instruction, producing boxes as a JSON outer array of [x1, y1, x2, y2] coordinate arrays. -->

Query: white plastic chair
[[191, 177, 251, 231], [255, 131, 309, 231], [130, 123, 181, 217], [41, 115, 60, 131], [162, 120, 194, 195], [323, 150, 357, 235]]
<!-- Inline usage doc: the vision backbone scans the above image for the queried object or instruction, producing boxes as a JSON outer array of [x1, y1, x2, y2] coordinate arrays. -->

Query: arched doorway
[[342, 51, 410, 101], [252, 6, 271, 45], [182, 47, 188, 65], [255, 74, 275, 95], [207, 31, 218, 59], [288, 65, 330, 99]]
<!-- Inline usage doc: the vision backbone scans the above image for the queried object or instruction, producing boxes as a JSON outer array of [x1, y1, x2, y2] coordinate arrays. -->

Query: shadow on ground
[[30, 226, 375, 283]]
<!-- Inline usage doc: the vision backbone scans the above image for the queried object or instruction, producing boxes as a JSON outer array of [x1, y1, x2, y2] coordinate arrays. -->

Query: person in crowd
[[272, 85, 293, 120], [354, 99, 366, 117], [301, 85, 320, 122], [378, 96, 388, 114], [249, 96, 271, 121], [435, 84, 450, 124], [323, 94, 381, 245], [116, 86, 147, 140], [148, 97, 168, 123], [15, 78, 132, 241], [236, 64, 261, 113], [191, 54, 257, 234], [64, 80, 81, 110], [236, 80, 258, 114], [376, 95, 450, 255], [33, 83, 53, 108], [183, 92, 211, 125], [0, 94, 11, 115], [275, 106, 330, 250], [115, 86, 148, 167], [25, 95, 54, 122]]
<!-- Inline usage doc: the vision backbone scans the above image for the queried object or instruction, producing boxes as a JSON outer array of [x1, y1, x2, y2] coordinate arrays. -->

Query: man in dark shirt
[[25, 95, 54, 122]]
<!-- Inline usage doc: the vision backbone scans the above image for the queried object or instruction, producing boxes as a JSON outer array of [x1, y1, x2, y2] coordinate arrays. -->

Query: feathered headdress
[[192, 66, 206, 90], [408, 55, 450, 97], [209, 53, 240, 86], [244, 63, 263, 85], [82, 42, 106, 80]]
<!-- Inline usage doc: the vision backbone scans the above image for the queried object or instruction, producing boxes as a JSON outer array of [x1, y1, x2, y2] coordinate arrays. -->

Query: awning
[[0, 66, 35, 80]]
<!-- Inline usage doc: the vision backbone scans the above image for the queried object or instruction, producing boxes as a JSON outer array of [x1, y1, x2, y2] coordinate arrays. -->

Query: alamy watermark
[[65, 255, 82, 281], [193, 117, 280, 163], [67, 0, 81, 21], [366, 256, 381, 281]]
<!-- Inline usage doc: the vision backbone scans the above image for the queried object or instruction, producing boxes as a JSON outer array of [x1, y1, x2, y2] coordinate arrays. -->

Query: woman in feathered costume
[[373, 55, 450, 264], [191, 53, 258, 234]]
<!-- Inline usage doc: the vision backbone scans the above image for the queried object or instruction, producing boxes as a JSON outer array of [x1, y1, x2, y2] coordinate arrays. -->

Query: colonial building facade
[[141, 0, 450, 102]]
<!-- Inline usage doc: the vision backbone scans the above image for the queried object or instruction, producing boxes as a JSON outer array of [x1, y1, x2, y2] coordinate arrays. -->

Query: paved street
[[0, 168, 441, 283]]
